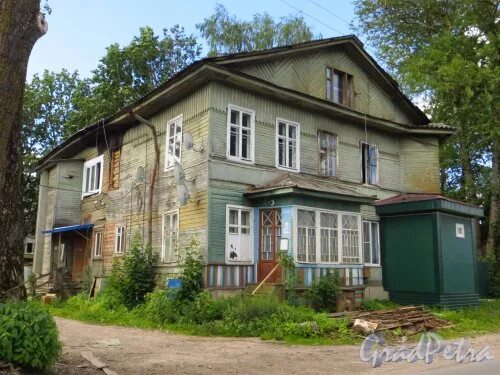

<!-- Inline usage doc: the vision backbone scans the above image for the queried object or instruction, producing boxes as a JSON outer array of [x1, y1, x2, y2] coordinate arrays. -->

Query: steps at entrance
[[244, 283, 285, 299]]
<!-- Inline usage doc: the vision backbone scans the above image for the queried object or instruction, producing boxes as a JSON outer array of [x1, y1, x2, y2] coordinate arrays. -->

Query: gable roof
[[36, 36, 454, 171]]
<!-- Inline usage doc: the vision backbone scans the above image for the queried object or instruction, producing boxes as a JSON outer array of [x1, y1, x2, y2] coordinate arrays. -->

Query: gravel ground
[[49, 317, 500, 375]]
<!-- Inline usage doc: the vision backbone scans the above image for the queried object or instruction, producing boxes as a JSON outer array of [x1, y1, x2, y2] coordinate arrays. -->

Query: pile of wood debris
[[330, 306, 450, 335]]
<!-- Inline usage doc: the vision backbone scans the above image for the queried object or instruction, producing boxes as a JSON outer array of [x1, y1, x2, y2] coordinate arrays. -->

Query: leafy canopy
[[197, 3, 318, 56]]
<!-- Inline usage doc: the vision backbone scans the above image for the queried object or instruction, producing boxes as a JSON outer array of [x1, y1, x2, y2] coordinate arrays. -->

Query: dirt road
[[56, 317, 500, 375]]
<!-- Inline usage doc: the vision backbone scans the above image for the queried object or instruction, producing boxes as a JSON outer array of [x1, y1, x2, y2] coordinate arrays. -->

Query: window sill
[[226, 156, 255, 165], [82, 191, 101, 199], [225, 259, 254, 265], [276, 165, 300, 173], [93, 257, 103, 261]]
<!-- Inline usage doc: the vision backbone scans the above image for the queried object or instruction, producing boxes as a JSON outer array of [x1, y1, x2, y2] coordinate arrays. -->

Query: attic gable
[[210, 36, 427, 125]]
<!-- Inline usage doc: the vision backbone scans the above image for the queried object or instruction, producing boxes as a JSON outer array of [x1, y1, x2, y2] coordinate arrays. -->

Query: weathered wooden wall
[[229, 47, 412, 124]]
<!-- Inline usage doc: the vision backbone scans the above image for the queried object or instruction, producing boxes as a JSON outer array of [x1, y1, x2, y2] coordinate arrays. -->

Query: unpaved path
[[56, 317, 500, 375]]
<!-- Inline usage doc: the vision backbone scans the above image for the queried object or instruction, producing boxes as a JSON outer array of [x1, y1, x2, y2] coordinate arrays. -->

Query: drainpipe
[[129, 112, 160, 248]]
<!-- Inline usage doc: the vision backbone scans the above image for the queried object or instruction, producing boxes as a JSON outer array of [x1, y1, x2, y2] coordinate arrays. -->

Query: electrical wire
[[308, 0, 350, 25]]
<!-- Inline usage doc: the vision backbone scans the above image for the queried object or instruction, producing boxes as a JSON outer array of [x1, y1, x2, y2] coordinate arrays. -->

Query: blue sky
[[28, 0, 357, 79]]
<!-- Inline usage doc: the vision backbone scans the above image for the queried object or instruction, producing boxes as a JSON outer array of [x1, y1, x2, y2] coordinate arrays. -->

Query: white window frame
[[275, 118, 300, 172], [93, 230, 103, 259], [361, 142, 379, 186], [363, 221, 381, 266], [226, 104, 255, 164], [114, 225, 125, 254], [82, 155, 104, 198], [162, 210, 179, 263], [225, 204, 254, 264], [318, 130, 338, 177], [25, 242, 34, 255], [294, 206, 362, 265], [164, 114, 183, 171]]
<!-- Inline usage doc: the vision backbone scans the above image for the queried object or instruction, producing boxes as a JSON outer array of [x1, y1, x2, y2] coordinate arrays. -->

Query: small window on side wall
[[162, 211, 179, 263], [318, 131, 337, 177], [82, 155, 104, 197], [115, 225, 125, 254], [93, 230, 103, 258], [361, 143, 378, 185], [326, 67, 353, 107]]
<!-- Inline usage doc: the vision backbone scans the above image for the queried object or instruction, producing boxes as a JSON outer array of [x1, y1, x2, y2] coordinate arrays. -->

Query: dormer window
[[326, 67, 353, 107]]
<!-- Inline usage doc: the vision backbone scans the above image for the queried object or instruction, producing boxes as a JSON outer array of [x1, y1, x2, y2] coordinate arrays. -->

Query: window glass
[[227, 107, 254, 162]]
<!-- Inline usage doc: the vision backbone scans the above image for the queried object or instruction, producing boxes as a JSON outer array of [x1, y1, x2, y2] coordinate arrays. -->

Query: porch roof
[[42, 223, 94, 234], [245, 173, 377, 204]]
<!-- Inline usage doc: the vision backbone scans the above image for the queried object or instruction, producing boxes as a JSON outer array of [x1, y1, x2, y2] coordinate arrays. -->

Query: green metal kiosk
[[375, 194, 484, 308]]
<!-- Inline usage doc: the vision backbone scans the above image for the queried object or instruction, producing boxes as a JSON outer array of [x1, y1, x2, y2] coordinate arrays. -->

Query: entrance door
[[258, 208, 282, 283]]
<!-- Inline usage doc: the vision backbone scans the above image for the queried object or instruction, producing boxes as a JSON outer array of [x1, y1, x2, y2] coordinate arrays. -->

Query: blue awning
[[42, 223, 94, 234]]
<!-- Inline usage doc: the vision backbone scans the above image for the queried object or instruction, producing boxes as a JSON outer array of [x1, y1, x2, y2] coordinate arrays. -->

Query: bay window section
[[227, 105, 255, 163], [276, 119, 300, 171], [363, 221, 380, 265], [295, 209, 361, 265]]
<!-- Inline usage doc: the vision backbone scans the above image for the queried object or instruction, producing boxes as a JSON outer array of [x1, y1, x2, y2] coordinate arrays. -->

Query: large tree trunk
[[487, 139, 500, 257], [0, 0, 47, 299]]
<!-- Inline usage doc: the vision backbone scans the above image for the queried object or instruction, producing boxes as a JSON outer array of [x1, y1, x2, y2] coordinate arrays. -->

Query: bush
[[140, 289, 180, 324], [103, 232, 155, 309], [0, 302, 61, 370], [176, 238, 204, 303], [305, 271, 340, 311]]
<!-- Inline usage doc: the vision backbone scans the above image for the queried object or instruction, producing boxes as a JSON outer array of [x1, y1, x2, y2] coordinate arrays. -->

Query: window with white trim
[[227, 105, 255, 163], [162, 211, 179, 262], [295, 208, 361, 264], [276, 119, 300, 171], [25, 242, 34, 255], [115, 225, 125, 254], [93, 230, 103, 258], [165, 115, 183, 170], [319, 131, 337, 177], [361, 143, 378, 185], [320, 212, 338, 262], [82, 155, 104, 197], [226, 205, 253, 263], [363, 221, 380, 265], [297, 209, 316, 262]]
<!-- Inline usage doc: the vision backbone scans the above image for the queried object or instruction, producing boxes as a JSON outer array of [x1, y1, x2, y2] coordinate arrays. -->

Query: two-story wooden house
[[33, 36, 454, 299]]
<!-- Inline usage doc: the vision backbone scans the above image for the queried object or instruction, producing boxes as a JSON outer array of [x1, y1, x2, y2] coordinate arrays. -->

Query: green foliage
[[103, 233, 155, 309], [361, 299, 399, 311], [176, 238, 204, 303], [197, 3, 318, 56], [139, 289, 180, 324], [353, 0, 498, 255], [80, 265, 93, 297], [0, 302, 61, 370], [305, 271, 340, 311], [280, 252, 297, 304]]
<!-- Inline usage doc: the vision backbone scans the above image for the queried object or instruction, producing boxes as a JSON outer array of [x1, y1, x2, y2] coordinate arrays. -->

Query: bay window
[[363, 221, 380, 265], [296, 208, 361, 264]]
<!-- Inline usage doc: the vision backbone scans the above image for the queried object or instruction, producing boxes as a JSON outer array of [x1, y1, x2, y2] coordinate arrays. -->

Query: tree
[[354, 0, 499, 289], [0, 0, 47, 299], [21, 69, 82, 234], [197, 3, 318, 56], [67, 26, 201, 128]]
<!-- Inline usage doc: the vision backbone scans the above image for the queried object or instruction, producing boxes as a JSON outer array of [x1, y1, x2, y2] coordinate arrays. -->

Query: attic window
[[326, 67, 353, 107]]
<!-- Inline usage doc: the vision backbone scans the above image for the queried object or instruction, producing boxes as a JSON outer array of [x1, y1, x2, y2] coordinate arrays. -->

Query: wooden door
[[258, 208, 282, 283]]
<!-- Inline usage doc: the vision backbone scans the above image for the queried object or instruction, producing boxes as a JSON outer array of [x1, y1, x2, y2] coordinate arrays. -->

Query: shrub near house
[[0, 302, 61, 370]]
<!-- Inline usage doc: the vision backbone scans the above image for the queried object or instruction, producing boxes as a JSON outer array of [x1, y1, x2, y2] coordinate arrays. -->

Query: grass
[[46, 294, 500, 346]]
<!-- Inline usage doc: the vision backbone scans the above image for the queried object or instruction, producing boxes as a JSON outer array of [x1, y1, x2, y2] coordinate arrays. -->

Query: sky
[[28, 0, 357, 79]]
